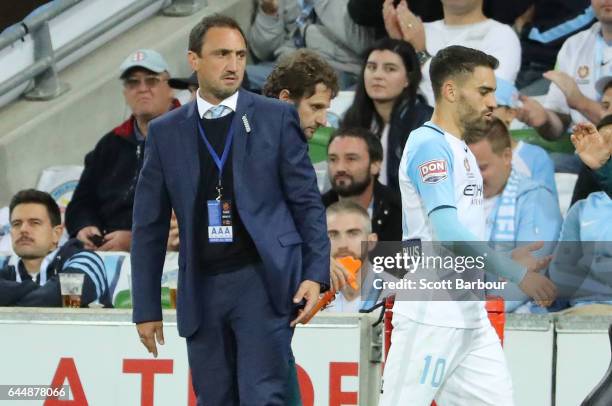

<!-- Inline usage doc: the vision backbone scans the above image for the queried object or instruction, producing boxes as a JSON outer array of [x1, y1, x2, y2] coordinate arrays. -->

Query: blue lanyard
[[197, 119, 235, 199]]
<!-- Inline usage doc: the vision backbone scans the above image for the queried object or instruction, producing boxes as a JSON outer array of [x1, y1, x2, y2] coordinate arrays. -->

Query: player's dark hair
[[430, 45, 499, 102]]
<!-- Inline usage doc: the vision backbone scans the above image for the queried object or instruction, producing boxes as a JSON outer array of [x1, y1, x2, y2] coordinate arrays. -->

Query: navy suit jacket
[[131, 89, 330, 337]]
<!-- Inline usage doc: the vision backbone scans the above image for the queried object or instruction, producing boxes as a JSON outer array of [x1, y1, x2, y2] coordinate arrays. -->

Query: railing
[[0, 0, 205, 101]]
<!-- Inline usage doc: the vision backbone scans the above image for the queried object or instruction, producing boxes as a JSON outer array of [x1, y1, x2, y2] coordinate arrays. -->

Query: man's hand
[[167, 212, 179, 252], [571, 122, 612, 170], [396, 0, 426, 52], [513, 4, 534, 34], [330, 258, 351, 292], [518, 271, 557, 307], [383, 0, 402, 40], [259, 0, 279, 16], [76, 226, 103, 250], [543, 71, 583, 110], [136, 321, 164, 358], [290, 280, 321, 327], [512, 242, 557, 306], [516, 95, 549, 128], [99, 230, 132, 252]]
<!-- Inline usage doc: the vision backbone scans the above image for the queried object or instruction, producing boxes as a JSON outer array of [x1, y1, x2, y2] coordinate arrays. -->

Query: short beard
[[463, 119, 491, 141], [458, 95, 491, 136], [332, 174, 372, 198], [464, 116, 491, 134], [210, 79, 242, 101]]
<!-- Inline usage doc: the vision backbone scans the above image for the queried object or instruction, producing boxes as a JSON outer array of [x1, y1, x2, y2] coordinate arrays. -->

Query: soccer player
[[379, 46, 556, 405]]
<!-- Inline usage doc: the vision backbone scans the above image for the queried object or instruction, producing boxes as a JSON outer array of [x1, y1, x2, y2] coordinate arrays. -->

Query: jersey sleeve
[[406, 134, 455, 214], [62, 251, 110, 306]]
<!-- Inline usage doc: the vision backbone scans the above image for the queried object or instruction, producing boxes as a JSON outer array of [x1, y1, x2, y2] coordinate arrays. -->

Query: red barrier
[[485, 295, 506, 345], [383, 295, 396, 364]]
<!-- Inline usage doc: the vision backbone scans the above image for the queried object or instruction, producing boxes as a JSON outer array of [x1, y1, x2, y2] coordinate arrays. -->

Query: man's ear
[[370, 160, 382, 176], [278, 89, 293, 103], [52, 224, 64, 248], [444, 80, 458, 103], [187, 51, 200, 72]]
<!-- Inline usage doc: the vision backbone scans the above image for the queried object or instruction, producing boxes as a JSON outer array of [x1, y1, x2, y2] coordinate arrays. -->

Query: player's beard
[[334, 248, 366, 262], [332, 169, 372, 198], [458, 95, 492, 136]]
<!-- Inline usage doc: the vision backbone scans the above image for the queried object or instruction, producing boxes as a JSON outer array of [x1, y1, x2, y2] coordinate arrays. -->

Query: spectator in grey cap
[[66, 49, 179, 252]]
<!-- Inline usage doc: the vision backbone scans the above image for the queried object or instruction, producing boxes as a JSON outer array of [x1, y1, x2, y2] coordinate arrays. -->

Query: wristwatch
[[417, 50, 432, 66]]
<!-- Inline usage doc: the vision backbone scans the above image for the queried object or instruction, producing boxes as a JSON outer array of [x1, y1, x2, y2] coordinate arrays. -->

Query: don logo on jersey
[[419, 159, 448, 184]]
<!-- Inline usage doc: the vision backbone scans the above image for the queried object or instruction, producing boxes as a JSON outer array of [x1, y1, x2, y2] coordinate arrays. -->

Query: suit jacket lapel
[[178, 100, 200, 197]]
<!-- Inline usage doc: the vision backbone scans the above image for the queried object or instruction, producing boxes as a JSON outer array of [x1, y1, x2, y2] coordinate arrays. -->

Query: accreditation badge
[[207, 200, 233, 243]]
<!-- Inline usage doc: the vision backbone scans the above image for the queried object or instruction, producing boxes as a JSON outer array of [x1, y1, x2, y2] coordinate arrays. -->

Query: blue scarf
[[487, 168, 531, 312], [490, 167, 522, 244]]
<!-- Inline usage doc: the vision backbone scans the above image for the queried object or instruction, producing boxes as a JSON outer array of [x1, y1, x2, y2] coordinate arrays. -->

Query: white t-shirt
[[324, 263, 382, 313], [325, 291, 362, 313], [420, 19, 521, 106], [543, 22, 612, 125], [395, 122, 488, 328]]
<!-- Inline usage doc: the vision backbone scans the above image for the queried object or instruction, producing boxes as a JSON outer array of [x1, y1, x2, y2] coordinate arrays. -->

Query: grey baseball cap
[[119, 49, 169, 79]]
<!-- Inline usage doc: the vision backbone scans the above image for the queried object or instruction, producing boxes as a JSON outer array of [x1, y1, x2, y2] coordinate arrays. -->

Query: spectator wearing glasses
[[65, 49, 180, 252]]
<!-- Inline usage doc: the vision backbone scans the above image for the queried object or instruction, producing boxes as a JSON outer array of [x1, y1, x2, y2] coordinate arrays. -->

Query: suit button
[[377, 220, 382, 225]]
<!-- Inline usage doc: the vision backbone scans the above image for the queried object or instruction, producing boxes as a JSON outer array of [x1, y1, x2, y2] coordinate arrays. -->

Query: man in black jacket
[[65, 49, 178, 251], [323, 127, 402, 243], [0, 190, 109, 307]]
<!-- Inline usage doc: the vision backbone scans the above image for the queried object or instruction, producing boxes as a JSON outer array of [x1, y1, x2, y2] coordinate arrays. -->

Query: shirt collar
[[16, 247, 59, 285], [196, 89, 239, 119]]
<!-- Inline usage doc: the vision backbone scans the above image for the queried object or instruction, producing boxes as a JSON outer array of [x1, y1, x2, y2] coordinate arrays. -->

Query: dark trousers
[[186, 263, 293, 406]]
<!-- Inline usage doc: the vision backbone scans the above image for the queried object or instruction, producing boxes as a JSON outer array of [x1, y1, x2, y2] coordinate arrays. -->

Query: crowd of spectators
[[2, 0, 612, 313]]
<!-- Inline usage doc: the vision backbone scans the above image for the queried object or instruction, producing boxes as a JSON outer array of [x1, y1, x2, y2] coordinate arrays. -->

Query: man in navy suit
[[130, 14, 330, 405]]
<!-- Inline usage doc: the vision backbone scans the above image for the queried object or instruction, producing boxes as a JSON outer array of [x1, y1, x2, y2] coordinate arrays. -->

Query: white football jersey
[[394, 122, 488, 328]]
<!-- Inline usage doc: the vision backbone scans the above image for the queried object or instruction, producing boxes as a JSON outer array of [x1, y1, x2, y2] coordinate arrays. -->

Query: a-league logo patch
[[419, 159, 448, 184]]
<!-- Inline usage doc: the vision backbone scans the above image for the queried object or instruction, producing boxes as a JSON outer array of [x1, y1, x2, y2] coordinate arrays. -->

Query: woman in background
[[342, 38, 432, 192]]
